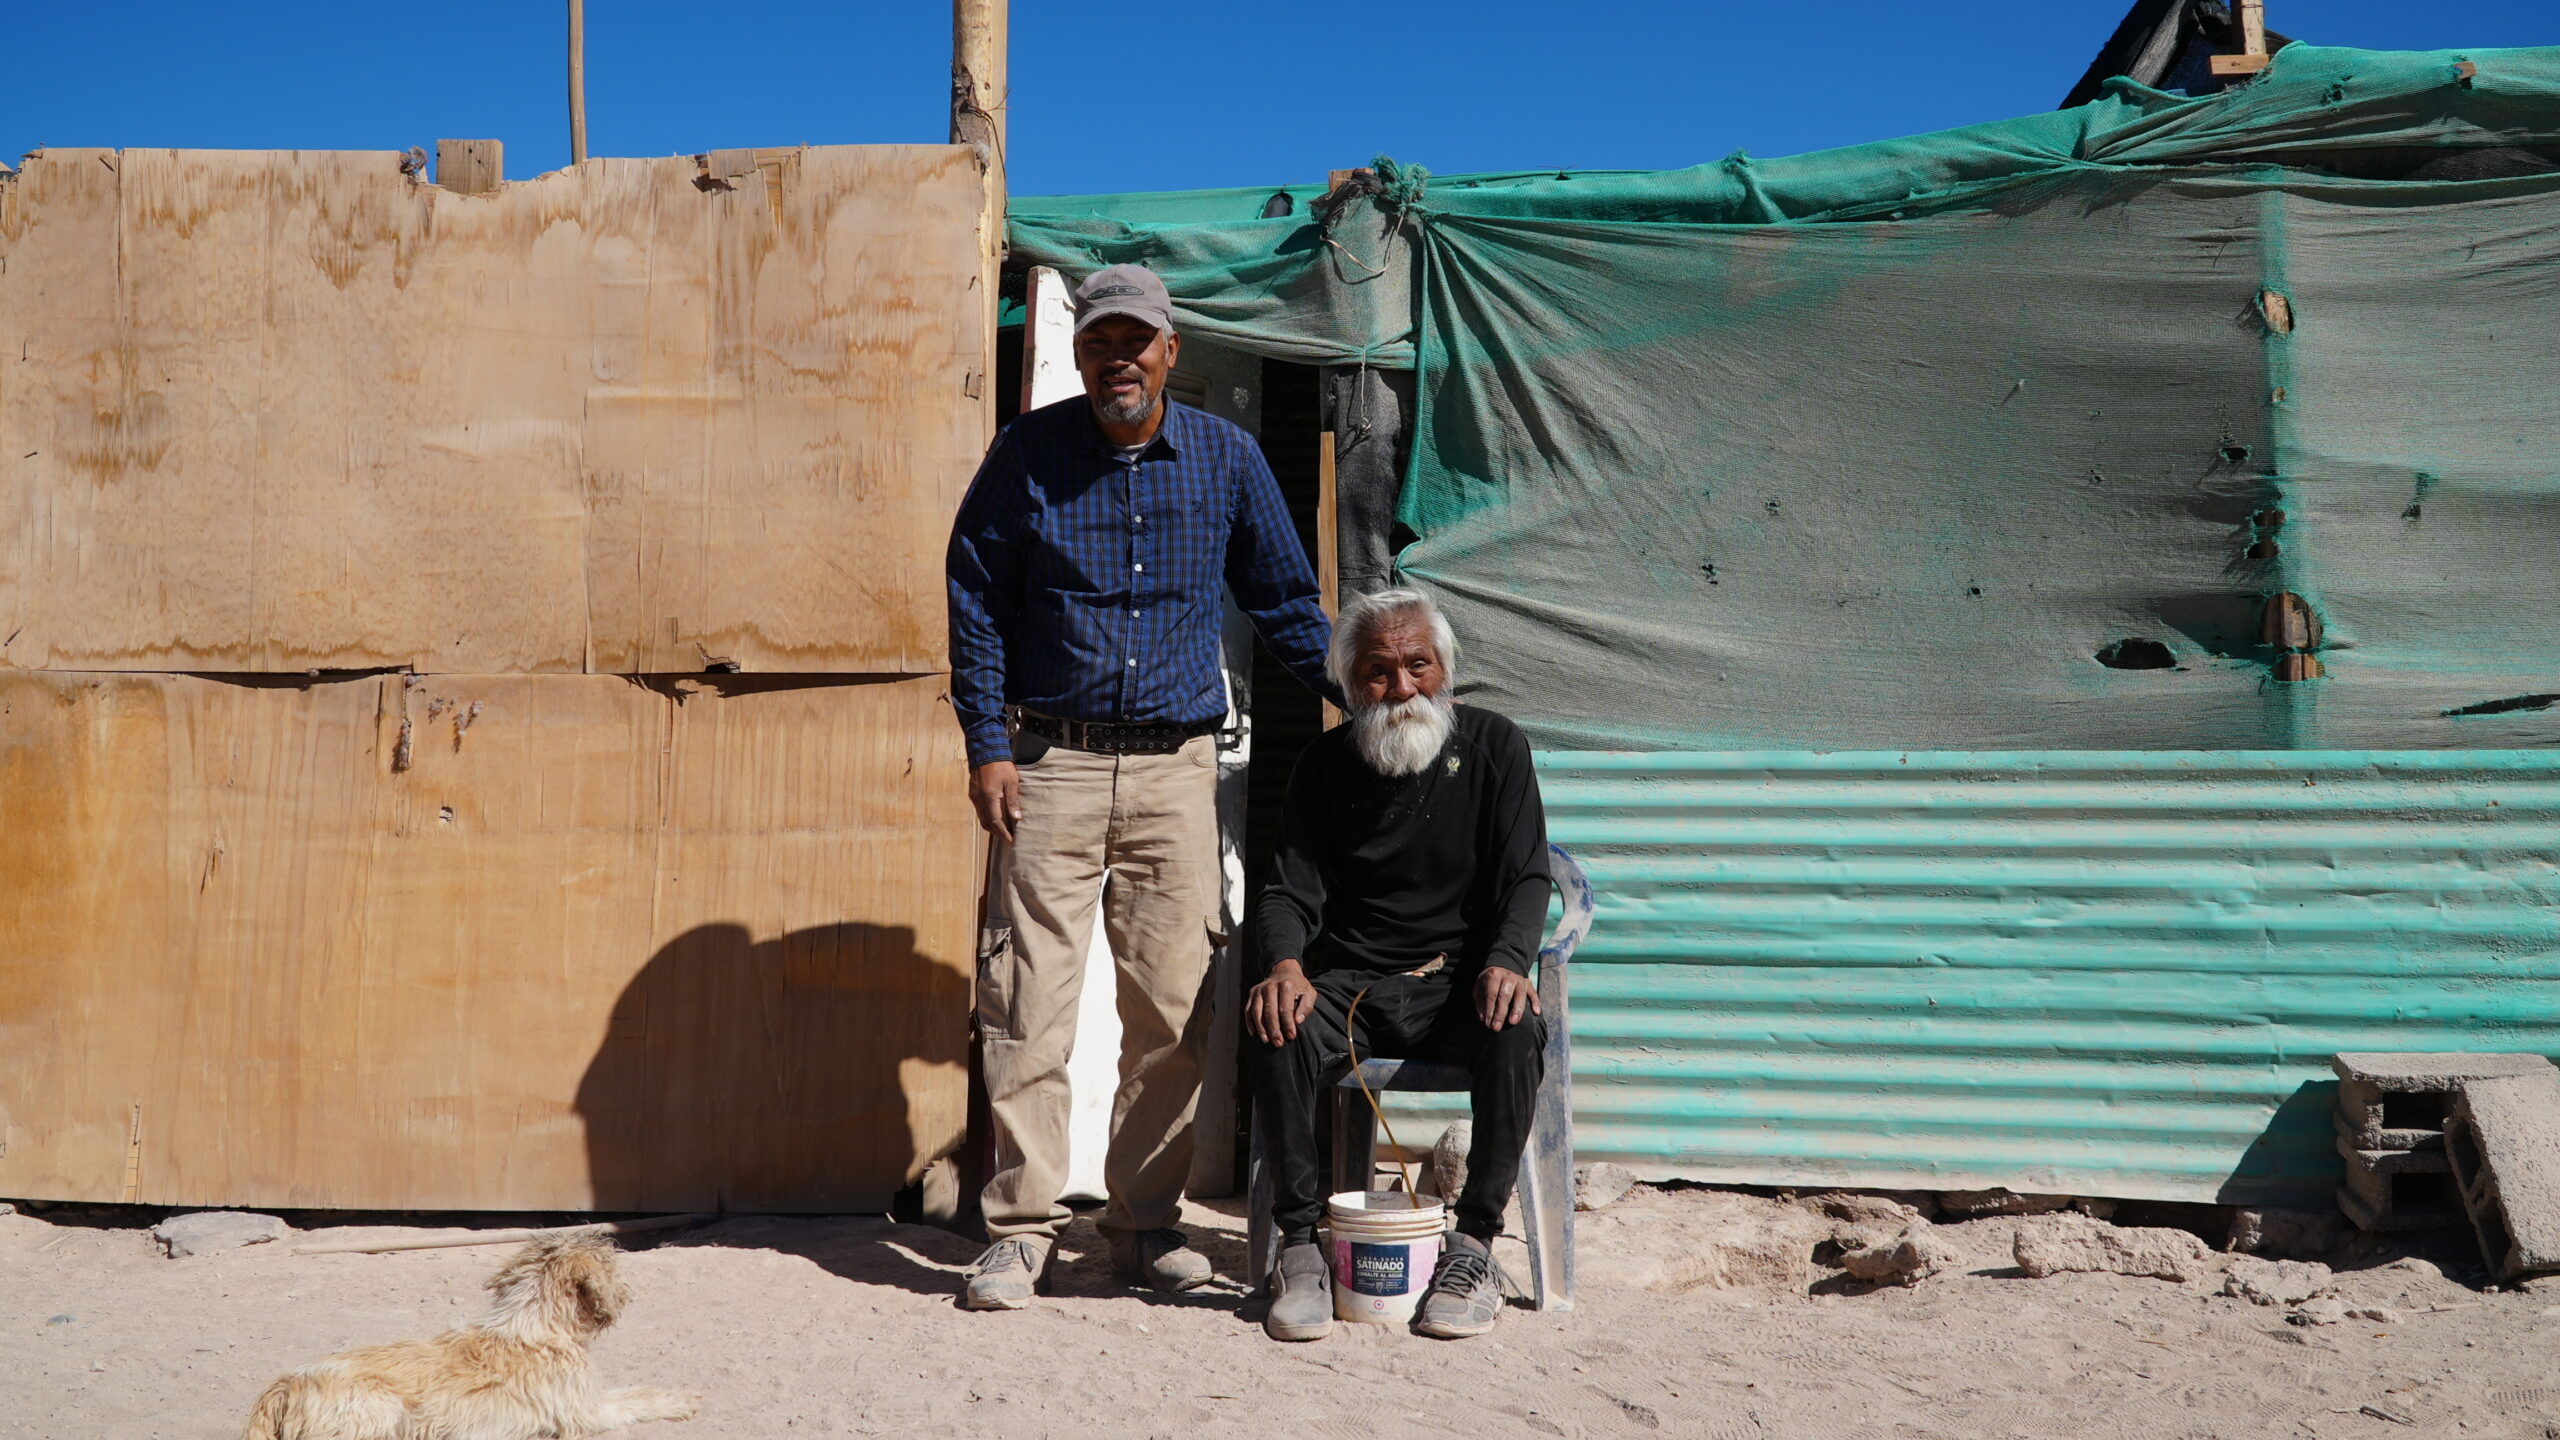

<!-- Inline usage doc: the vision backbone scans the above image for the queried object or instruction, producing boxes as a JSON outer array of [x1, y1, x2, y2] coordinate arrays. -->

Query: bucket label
[[1345, 1241, 1412, 1296]]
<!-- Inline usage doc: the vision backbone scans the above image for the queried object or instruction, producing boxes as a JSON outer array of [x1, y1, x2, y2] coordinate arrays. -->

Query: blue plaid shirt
[[947, 396, 1338, 767]]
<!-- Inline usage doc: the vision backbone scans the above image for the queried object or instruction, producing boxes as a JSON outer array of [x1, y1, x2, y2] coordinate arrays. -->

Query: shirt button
[[1133, 562, 1144, 572], [1130, 611, 1141, 619], [1126, 658, 1137, 667]]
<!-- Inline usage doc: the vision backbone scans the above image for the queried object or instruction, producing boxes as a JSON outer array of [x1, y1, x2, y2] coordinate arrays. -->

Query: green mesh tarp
[[1009, 45, 2560, 749]]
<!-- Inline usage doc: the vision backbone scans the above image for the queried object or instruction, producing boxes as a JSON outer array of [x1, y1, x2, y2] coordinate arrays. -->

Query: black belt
[[1015, 709, 1218, 755]]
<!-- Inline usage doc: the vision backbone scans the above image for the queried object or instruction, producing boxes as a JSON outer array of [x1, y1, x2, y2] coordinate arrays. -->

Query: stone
[[1578, 1189, 1830, 1294], [1798, 1190, 1924, 1228], [2289, 1297, 2352, 1326], [2224, 1256, 2334, 1307], [2227, 1205, 2355, 1260], [2013, 1214, 2215, 1282], [1837, 1222, 1958, 1287], [0, 1202, 14, 1217], [1940, 1188, 2076, 1219], [1428, 1122, 1472, 1204], [152, 1210, 288, 1258], [1575, 1162, 1638, 1212], [2445, 1073, 2560, 1281]]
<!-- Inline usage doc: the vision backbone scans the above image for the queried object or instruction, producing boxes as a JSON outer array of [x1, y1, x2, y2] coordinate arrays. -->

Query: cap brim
[[1071, 302, 1173, 335]]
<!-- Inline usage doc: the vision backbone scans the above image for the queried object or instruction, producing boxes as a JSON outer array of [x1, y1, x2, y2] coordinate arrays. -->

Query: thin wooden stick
[[567, 0, 589, 164], [291, 1212, 713, 1256]]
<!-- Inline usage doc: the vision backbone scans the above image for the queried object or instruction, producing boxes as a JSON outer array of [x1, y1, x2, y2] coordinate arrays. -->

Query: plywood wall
[[0, 144, 990, 1211], [0, 145, 986, 675], [0, 671, 972, 1211]]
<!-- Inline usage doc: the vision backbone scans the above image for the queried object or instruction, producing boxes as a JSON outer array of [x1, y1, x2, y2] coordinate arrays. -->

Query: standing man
[[947, 264, 1339, 1310]]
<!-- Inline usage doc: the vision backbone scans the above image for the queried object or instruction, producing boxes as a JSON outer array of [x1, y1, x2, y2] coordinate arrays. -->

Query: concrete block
[[2332, 1053, 2557, 1149], [2445, 1073, 2560, 1282]]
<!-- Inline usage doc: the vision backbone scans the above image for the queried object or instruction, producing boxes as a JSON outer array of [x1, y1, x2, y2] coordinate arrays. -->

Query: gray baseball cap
[[1071, 264, 1175, 335]]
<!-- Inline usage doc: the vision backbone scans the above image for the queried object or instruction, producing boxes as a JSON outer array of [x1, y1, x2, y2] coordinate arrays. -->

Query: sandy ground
[[7, 1187, 2559, 1440]]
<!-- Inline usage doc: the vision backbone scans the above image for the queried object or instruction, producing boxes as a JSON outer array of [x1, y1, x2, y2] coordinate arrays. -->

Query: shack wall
[[0, 145, 988, 1211]]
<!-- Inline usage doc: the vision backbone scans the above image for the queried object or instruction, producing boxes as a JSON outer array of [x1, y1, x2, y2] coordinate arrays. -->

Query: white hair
[[1324, 587, 1458, 699]]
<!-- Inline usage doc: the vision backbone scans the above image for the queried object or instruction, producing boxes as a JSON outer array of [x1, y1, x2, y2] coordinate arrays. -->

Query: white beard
[[1351, 692, 1456, 777]]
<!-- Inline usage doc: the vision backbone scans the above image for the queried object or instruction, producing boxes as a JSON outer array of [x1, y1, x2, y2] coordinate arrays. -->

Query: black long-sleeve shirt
[[1255, 705, 1551, 981]]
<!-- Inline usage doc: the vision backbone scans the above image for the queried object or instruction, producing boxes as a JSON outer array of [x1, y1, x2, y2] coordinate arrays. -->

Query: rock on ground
[[1575, 1162, 1638, 1211], [1939, 1188, 2077, 1219], [1579, 1188, 1830, 1294], [1837, 1223, 1958, 1287], [1799, 1191, 1925, 1228], [152, 1211, 288, 1258], [2224, 1257, 2333, 1307], [1427, 1121, 1472, 1201], [2013, 1214, 2215, 1282], [2289, 1297, 2401, 1326], [2226, 1205, 2354, 1260]]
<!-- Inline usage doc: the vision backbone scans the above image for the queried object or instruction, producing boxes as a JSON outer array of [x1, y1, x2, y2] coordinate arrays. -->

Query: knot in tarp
[[1370, 154, 1433, 213]]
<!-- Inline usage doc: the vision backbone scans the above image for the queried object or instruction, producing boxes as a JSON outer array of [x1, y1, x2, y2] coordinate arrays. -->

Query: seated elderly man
[[1247, 587, 1551, 1342]]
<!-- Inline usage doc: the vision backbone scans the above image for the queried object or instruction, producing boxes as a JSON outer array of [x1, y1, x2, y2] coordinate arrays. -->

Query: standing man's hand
[[1248, 959, 1317, 1046], [969, 760, 1023, 841], [1476, 967, 1541, 1032]]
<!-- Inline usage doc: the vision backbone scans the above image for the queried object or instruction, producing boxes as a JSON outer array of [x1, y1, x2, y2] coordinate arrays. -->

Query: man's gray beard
[[1094, 385, 1160, 427], [1351, 692, 1456, 777]]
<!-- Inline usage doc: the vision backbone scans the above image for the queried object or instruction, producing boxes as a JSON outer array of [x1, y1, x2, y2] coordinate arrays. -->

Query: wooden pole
[[567, 0, 589, 164], [953, 0, 1007, 442]]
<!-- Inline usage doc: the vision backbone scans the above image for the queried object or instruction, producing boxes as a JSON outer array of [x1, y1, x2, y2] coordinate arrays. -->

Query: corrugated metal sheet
[[1392, 751, 2560, 1203]]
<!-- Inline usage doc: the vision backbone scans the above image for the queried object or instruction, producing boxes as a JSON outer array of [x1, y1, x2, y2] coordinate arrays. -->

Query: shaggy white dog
[[242, 1232, 698, 1440]]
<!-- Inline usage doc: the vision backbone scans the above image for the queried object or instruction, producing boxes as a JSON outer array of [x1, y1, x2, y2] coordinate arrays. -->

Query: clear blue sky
[[5, 2, 2552, 198]]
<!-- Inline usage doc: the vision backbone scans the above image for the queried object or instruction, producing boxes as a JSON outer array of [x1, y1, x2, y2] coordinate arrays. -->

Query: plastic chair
[[1246, 842, 1595, 1312]]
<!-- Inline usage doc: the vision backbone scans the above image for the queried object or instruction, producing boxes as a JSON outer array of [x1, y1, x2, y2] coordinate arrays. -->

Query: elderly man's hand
[[1476, 966, 1541, 1031], [969, 761, 1023, 841], [1248, 960, 1317, 1046]]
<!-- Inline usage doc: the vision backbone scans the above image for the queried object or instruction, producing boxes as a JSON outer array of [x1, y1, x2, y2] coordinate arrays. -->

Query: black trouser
[[1255, 966, 1545, 1247]]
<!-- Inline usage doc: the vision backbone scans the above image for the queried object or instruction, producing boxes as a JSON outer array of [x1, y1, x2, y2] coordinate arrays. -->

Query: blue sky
[[5, 2, 2551, 198]]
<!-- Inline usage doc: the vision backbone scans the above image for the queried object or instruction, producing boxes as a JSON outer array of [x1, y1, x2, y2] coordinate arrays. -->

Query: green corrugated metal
[[1392, 750, 2560, 1203]]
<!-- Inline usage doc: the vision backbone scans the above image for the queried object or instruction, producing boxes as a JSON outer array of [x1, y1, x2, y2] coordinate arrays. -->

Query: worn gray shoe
[[962, 1237, 1049, 1311], [1413, 1232, 1504, 1339], [1264, 1242, 1334, 1341], [1108, 1226, 1214, 1292]]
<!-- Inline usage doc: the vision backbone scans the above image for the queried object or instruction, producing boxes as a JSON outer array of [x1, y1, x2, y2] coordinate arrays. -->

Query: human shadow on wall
[[574, 922, 969, 1214]]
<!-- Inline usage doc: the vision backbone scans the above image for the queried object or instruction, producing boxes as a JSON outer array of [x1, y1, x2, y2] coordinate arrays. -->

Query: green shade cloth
[[1010, 44, 2560, 751]]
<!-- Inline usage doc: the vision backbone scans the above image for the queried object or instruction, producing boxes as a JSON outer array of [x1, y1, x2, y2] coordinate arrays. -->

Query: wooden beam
[[567, 0, 589, 164], [1019, 265, 1078, 414], [2210, 0, 2271, 75], [434, 140, 503, 195], [1319, 429, 1343, 730]]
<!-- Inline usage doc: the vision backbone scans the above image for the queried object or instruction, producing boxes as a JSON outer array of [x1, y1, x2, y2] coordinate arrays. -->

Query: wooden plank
[[0, 670, 973, 1211], [1018, 265, 1079, 414], [0, 144, 983, 674], [1319, 429, 1343, 729], [2210, 0, 2270, 75], [436, 139, 504, 194]]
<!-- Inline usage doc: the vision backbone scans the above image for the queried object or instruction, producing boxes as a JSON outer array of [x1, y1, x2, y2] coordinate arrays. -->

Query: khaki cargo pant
[[978, 729, 1221, 1244]]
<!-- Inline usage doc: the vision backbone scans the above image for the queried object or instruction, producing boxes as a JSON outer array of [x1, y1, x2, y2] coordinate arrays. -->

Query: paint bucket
[[1325, 1190, 1445, 1325]]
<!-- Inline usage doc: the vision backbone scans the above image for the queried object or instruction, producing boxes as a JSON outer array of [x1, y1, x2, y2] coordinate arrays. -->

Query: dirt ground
[[7, 1186, 2559, 1440]]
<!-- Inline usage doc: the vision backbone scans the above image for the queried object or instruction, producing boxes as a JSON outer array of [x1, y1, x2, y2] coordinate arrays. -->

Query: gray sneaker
[[1264, 1242, 1334, 1341], [1108, 1226, 1215, 1292], [962, 1237, 1049, 1311], [1413, 1232, 1504, 1339]]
